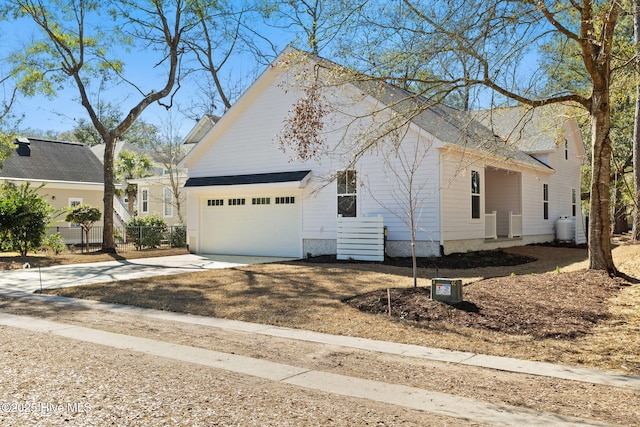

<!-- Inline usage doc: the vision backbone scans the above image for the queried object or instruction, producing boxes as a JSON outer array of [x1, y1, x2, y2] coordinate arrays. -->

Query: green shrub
[[126, 214, 168, 250], [169, 226, 186, 248], [0, 182, 53, 256], [42, 232, 66, 255]]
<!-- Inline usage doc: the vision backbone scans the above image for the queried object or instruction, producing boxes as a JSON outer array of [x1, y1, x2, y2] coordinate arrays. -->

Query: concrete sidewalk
[[2, 289, 639, 392], [0, 254, 292, 292], [0, 311, 619, 426]]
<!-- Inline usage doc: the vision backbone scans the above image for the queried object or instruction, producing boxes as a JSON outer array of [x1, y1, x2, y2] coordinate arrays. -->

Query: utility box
[[431, 278, 463, 304]]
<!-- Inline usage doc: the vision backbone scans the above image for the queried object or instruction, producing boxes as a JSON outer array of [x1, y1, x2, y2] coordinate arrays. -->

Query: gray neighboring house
[[0, 137, 106, 241]]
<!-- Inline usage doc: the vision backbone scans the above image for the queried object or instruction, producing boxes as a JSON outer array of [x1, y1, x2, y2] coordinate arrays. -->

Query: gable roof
[[363, 83, 549, 168], [0, 137, 104, 184], [182, 46, 559, 172], [471, 105, 582, 154]]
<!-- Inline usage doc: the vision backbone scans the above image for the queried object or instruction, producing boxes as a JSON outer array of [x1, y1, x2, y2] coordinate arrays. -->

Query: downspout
[[439, 147, 447, 256]]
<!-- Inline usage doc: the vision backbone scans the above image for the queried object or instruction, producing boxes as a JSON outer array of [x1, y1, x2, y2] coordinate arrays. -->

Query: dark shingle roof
[[350, 80, 551, 169], [185, 170, 311, 187], [300, 48, 554, 170], [0, 137, 104, 184]]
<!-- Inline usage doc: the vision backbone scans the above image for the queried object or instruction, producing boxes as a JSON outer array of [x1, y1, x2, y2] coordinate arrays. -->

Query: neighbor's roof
[[0, 137, 104, 184], [91, 141, 150, 163]]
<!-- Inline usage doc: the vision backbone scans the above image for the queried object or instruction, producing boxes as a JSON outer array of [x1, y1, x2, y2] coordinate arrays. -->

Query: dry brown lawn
[[33, 241, 640, 376]]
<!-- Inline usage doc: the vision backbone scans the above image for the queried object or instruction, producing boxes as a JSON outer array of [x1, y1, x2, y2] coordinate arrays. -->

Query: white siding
[[184, 50, 586, 256], [187, 75, 301, 178], [440, 152, 485, 242], [356, 127, 441, 246], [185, 62, 444, 254], [549, 122, 586, 243], [521, 171, 552, 236]]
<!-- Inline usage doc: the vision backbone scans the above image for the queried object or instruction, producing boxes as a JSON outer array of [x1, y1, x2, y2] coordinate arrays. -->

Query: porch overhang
[[438, 143, 555, 174]]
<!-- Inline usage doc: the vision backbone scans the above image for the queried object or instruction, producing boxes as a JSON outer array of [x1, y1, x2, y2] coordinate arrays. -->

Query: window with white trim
[[228, 198, 245, 206], [141, 189, 149, 214], [207, 199, 223, 206], [68, 198, 82, 227], [571, 188, 577, 217], [471, 170, 480, 219], [163, 187, 174, 217], [337, 170, 356, 217]]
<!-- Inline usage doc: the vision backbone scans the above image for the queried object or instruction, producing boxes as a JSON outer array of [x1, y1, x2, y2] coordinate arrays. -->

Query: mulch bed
[[299, 249, 535, 269], [344, 270, 626, 339]]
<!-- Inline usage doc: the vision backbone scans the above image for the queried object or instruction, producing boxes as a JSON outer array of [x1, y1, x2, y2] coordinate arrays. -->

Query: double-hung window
[[337, 170, 357, 217], [68, 198, 82, 227], [141, 188, 149, 214], [163, 188, 174, 217], [471, 170, 481, 219]]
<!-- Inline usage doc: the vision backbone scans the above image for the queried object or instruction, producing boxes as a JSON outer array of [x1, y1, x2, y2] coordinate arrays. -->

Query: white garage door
[[199, 192, 302, 257]]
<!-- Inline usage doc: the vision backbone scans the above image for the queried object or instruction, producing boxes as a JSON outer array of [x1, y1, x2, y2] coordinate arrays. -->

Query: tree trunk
[[126, 185, 136, 216], [102, 137, 116, 253], [633, 0, 640, 240], [588, 90, 616, 273], [613, 186, 628, 234], [127, 195, 134, 217]]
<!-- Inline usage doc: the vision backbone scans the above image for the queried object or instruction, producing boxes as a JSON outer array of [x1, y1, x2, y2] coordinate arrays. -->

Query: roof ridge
[[26, 137, 86, 147]]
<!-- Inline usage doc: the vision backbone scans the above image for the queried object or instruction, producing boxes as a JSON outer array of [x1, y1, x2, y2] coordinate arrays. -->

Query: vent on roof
[[14, 137, 31, 156]]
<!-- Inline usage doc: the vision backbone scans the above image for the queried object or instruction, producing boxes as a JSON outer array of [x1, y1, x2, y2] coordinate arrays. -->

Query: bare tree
[[288, 0, 624, 274], [181, 0, 270, 120], [366, 127, 435, 287], [139, 113, 188, 224], [633, 0, 640, 240], [10, 0, 191, 252], [261, 0, 365, 55]]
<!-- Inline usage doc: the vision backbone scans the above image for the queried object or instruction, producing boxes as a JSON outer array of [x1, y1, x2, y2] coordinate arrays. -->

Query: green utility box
[[431, 278, 463, 304]]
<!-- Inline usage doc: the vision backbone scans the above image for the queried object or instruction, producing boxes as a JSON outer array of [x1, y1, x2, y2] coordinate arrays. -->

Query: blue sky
[[1, 3, 546, 141], [1, 11, 292, 140]]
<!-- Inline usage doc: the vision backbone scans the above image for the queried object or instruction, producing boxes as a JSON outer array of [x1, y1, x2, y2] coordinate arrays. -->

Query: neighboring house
[[128, 172, 187, 227], [181, 47, 586, 258], [92, 141, 185, 226], [182, 114, 219, 146], [93, 141, 193, 226], [0, 137, 105, 242]]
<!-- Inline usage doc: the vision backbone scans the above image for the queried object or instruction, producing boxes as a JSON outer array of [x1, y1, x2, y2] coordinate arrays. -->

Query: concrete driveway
[[0, 254, 293, 293]]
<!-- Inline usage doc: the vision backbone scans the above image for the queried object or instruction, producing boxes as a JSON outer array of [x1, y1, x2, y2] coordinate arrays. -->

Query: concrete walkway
[[2, 289, 638, 392], [0, 254, 292, 292], [0, 309, 621, 426], [1, 257, 638, 425]]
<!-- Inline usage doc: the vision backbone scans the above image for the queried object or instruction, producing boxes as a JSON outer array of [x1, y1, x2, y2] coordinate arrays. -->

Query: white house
[[180, 47, 586, 258]]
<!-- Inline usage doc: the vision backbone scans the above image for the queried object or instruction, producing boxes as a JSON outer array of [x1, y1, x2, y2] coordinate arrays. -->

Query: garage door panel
[[200, 194, 301, 257]]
